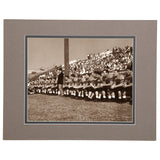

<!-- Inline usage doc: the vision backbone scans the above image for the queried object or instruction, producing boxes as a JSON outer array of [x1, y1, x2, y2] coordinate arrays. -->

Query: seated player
[[110, 79, 116, 101], [54, 83, 58, 95], [42, 83, 47, 94], [28, 81, 35, 95], [101, 77, 112, 101], [65, 83, 70, 96], [50, 78, 55, 95], [94, 79, 103, 101], [83, 82, 89, 100], [123, 74, 133, 102], [63, 81, 68, 96], [85, 74, 96, 100], [37, 82, 42, 94], [63, 76, 69, 96], [47, 80, 53, 95], [66, 82, 71, 97], [73, 81, 79, 98], [76, 82, 83, 99], [87, 81, 95, 100], [113, 73, 125, 102], [78, 82, 84, 99], [70, 82, 75, 98], [34, 81, 38, 94], [45, 81, 50, 95]]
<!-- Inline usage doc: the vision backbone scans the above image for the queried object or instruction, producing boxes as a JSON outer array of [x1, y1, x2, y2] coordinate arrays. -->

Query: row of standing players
[[28, 76, 132, 103]]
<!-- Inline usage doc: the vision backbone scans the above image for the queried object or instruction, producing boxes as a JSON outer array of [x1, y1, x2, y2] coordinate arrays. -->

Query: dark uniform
[[57, 71, 64, 95]]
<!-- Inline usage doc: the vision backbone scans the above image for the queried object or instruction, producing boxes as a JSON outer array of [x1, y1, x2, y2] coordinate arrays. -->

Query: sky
[[28, 37, 133, 71]]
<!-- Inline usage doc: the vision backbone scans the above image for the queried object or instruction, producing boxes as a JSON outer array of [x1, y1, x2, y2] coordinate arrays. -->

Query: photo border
[[25, 35, 135, 124]]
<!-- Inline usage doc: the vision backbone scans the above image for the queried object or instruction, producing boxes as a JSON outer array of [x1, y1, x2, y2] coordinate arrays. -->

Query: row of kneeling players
[[28, 79, 132, 103]]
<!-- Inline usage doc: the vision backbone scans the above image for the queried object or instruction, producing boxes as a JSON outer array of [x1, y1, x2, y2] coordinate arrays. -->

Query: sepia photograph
[[26, 36, 134, 123]]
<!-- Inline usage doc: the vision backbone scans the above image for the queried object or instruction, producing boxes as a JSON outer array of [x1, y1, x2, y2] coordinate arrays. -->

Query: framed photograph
[[26, 36, 135, 124], [3, 20, 157, 140]]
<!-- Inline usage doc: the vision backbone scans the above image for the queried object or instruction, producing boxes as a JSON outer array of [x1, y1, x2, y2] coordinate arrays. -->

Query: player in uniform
[[86, 81, 95, 100], [86, 75, 96, 100], [76, 82, 83, 99], [101, 77, 112, 101], [63, 81, 68, 96], [113, 73, 125, 102], [94, 79, 103, 101], [37, 81, 42, 94], [73, 81, 79, 98], [110, 79, 117, 101], [82, 81, 89, 100], [123, 71, 133, 103], [47, 80, 53, 95], [34, 80, 38, 94], [28, 81, 35, 95]]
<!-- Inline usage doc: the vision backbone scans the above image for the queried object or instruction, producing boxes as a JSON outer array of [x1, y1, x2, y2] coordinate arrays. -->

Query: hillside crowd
[[28, 46, 133, 103]]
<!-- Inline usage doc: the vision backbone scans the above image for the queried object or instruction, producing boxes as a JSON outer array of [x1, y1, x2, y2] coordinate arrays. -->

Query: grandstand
[[28, 46, 133, 103]]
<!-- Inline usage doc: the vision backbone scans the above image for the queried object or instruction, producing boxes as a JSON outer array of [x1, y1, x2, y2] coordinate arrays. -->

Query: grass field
[[27, 94, 132, 122]]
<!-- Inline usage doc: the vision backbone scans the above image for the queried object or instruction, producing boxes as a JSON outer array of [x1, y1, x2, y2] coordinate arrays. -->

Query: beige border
[[3, 20, 157, 140]]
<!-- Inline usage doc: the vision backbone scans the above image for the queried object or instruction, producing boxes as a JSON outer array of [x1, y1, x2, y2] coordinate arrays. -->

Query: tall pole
[[64, 38, 69, 76]]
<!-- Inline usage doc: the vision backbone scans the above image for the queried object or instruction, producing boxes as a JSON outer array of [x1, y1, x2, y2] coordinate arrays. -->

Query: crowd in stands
[[28, 46, 133, 103]]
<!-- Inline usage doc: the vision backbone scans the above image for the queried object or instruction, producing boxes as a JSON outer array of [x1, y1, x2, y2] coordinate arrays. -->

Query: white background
[[0, 0, 159, 160]]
